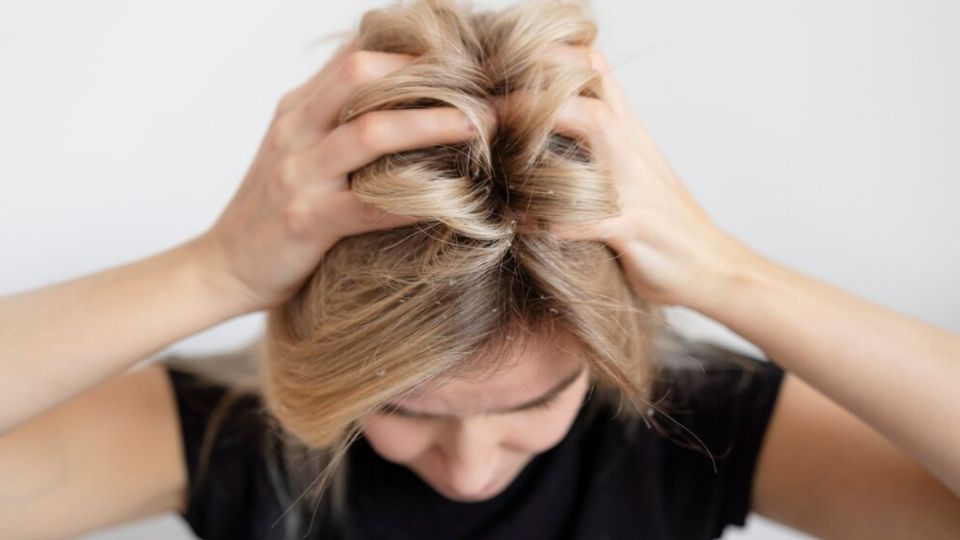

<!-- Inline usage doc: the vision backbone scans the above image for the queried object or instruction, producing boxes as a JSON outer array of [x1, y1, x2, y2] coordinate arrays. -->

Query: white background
[[2, 1, 957, 538]]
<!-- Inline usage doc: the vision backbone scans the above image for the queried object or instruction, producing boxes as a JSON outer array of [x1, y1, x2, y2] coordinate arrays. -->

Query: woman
[[1, 0, 958, 539]]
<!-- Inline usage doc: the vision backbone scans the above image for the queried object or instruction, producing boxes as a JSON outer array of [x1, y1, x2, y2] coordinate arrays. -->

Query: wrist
[[174, 235, 264, 317], [681, 233, 779, 316]]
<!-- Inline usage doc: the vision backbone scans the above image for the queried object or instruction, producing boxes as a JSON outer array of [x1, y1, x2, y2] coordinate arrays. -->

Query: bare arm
[[695, 247, 960, 498], [0, 237, 251, 435], [0, 37, 485, 436], [540, 45, 960, 500], [0, 364, 187, 539]]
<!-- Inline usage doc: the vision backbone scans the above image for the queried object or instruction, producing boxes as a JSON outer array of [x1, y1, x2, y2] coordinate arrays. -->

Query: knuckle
[[585, 98, 612, 131], [275, 90, 299, 115], [587, 47, 609, 72], [340, 51, 378, 85], [352, 112, 388, 149], [299, 96, 319, 123], [359, 201, 384, 224], [267, 115, 296, 152], [283, 198, 315, 237], [272, 158, 302, 193]]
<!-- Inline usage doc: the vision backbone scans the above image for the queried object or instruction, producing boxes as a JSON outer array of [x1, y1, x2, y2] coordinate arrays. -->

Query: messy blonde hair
[[164, 3, 779, 538], [248, 0, 671, 534], [259, 0, 671, 536]]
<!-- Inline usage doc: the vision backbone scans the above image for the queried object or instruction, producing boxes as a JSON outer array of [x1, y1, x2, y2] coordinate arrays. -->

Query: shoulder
[[647, 332, 785, 469], [546, 331, 786, 539], [162, 359, 275, 473], [161, 340, 273, 483], [625, 331, 787, 538], [161, 357, 287, 540], [648, 331, 785, 444], [575, 330, 786, 467]]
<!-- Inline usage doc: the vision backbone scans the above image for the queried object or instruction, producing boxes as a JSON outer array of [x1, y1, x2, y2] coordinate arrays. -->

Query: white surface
[[3, 0, 957, 538]]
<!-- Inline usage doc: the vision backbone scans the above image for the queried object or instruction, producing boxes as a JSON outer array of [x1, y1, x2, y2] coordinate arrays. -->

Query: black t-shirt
[[166, 338, 785, 540]]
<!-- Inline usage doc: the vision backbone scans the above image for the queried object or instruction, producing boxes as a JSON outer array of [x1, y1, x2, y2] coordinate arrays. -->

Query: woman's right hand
[[195, 37, 485, 313]]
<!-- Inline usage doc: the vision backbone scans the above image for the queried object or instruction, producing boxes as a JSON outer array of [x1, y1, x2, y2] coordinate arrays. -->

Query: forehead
[[396, 332, 587, 414]]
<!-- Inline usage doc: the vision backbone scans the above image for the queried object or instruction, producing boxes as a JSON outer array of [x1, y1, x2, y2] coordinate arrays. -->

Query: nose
[[436, 417, 501, 498]]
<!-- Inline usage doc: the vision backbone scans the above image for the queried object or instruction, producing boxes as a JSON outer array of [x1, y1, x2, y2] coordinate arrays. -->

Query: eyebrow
[[381, 364, 585, 419]]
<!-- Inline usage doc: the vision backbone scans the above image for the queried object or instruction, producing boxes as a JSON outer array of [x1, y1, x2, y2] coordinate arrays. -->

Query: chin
[[416, 454, 535, 503], [430, 478, 505, 503]]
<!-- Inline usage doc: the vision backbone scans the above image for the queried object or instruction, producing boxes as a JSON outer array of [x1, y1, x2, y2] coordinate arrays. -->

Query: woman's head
[[361, 329, 591, 502], [260, 0, 666, 509]]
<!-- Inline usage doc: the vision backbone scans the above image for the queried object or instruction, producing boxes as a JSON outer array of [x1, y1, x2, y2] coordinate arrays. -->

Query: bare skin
[[361, 332, 592, 503], [536, 46, 960, 499], [0, 37, 490, 436], [1, 34, 958, 539]]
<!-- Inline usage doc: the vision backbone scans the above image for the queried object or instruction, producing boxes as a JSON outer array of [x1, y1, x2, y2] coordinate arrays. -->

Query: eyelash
[[380, 394, 559, 420], [528, 394, 559, 411]]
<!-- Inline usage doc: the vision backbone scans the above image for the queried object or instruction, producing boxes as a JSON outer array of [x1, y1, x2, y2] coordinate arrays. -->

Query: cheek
[[360, 415, 435, 463]]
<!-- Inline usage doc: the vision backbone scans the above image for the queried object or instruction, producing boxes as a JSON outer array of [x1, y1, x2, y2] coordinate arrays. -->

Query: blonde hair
[[166, 0, 712, 537], [251, 0, 670, 535]]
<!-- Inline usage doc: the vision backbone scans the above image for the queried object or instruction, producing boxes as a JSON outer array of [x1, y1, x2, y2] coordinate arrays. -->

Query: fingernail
[[463, 112, 477, 133], [484, 101, 498, 125]]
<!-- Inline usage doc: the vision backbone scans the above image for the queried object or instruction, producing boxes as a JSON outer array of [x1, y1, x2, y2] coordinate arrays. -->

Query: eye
[[526, 393, 560, 412], [376, 404, 428, 420], [374, 393, 563, 419]]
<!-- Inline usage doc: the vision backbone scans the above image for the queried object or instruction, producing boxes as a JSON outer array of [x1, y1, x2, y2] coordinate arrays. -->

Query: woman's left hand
[[534, 46, 758, 308]]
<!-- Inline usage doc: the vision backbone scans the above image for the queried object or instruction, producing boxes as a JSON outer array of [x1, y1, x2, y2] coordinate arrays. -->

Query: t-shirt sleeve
[[654, 342, 786, 539], [164, 365, 268, 539]]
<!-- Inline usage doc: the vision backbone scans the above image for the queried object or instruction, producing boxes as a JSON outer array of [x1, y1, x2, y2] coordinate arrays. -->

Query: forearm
[[691, 243, 960, 496], [0, 236, 253, 434]]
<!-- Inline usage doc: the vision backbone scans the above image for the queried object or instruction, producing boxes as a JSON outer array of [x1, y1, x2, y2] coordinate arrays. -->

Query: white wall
[[2, 1, 957, 538]]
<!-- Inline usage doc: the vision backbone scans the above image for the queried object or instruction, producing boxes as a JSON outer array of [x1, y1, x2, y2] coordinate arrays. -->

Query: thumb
[[547, 216, 618, 243], [342, 194, 427, 236]]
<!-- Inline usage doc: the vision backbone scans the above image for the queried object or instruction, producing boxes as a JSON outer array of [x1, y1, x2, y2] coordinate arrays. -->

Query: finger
[[275, 35, 359, 116], [580, 47, 669, 177], [551, 94, 626, 163], [283, 50, 420, 149], [544, 45, 631, 120], [583, 47, 632, 120], [548, 215, 625, 249], [318, 106, 489, 178], [546, 46, 677, 188], [315, 189, 428, 239]]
